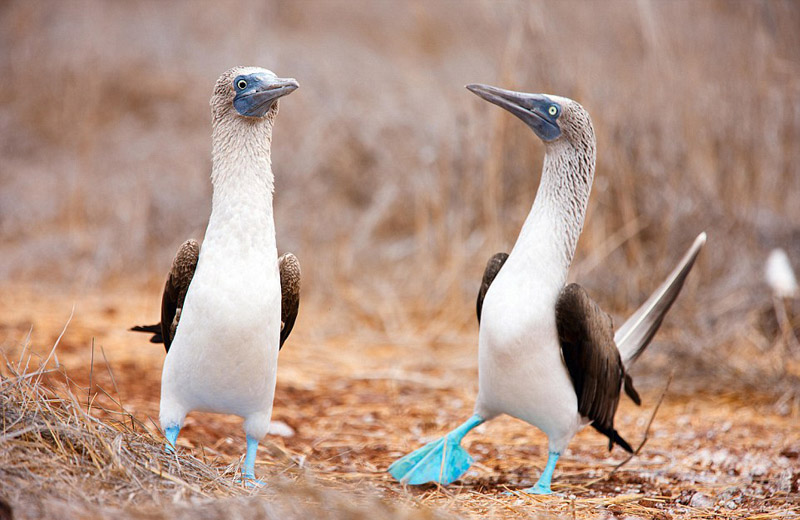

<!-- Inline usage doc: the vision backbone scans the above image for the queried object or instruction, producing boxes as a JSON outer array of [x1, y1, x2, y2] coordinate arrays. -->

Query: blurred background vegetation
[[1, 0, 798, 392]]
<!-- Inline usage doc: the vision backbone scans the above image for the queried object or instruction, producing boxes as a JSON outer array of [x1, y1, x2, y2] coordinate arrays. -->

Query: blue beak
[[467, 84, 561, 142], [233, 74, 299, 118]]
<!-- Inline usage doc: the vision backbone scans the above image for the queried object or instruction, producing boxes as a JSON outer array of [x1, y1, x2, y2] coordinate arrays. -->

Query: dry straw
[[0, 337, 456, 520]]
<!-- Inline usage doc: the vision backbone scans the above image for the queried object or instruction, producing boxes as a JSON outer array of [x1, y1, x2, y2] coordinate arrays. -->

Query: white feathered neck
[[512, 106, 596, 290], [205, 104, 280, 236], [211, 104, 276, 188], [201, 103, 278, 261]]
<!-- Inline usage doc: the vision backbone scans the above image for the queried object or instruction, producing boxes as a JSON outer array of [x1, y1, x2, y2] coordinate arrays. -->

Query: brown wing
[[556, 283, 638, 453], [279, 252, 301, 349], [159, 239, 200, 352], [476, 252, 509, 324]]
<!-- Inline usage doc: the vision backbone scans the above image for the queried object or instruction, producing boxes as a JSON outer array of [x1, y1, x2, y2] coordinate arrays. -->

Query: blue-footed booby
[[131, 66, 300, 484], [389, 84, 706, 494]]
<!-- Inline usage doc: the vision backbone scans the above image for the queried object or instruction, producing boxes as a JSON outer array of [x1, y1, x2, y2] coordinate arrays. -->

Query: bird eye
[[548, 106, 558, 116], [236, 79, 247, 90]]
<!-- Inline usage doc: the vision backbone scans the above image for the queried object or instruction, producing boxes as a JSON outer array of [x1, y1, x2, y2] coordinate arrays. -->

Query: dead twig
[[88, 338, 95, 413], [585, 371, 674, 487]]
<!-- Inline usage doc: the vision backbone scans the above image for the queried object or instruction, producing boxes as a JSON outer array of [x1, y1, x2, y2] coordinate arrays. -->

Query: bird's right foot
[[520, 482, 553, 495], [164, 425, 180, 454], [388, 415, 484, 486], [519, 451, 560, 496]]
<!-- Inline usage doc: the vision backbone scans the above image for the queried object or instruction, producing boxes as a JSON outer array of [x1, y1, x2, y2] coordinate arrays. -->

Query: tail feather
[[130, 324, 164, 344], [616, 232, 706, 367], [623, 373, 641, 405], [593, 424, 634, 453]]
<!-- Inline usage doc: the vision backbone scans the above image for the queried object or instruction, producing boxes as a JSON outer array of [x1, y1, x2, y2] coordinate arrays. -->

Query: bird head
[[466, 84, 593, 149], [211, 66, 299, 123]]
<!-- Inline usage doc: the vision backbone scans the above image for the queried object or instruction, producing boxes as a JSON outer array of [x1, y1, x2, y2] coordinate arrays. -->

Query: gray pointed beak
[[466, 83, 561, 142], [466, 83, 535, 121], [234, 77, 299, 118], [265, 77, 300, 98], [467, 83, 524, 110]]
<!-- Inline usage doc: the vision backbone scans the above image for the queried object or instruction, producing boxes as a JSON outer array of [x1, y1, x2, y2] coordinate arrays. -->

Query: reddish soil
[[1, 283, 798, 519]]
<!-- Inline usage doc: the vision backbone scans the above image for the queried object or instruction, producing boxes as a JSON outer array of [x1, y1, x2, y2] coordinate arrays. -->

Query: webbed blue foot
[[519, 451, 560, 495], [238, 436, 265, 486], [389, 415, 484, 486], [521, 482, 553, 495], [237, 476, 267, 488], [164, 425, 180, 454]]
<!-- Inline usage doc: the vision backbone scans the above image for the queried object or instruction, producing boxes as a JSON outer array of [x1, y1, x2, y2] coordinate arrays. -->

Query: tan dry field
[[2, 1, 800, 519], [1, 282, 798, 519]]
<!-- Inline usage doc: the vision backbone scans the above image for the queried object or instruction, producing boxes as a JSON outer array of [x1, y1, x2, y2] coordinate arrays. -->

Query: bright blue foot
[[237, 476, 267, 488], [238, 435, 265, 486], [164, 425, 180, 454], [521, 482, 553, 495], [520, 451, 560, 495], [389, 415, 484, 486]]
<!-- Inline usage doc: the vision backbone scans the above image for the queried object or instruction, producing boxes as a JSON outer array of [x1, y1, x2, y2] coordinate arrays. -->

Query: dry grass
[[0, 323, 458, 519]]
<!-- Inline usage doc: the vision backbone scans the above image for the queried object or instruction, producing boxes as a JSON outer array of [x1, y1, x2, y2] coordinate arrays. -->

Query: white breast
[[160, 166, 281, 426], [474, 206, 585, 452]]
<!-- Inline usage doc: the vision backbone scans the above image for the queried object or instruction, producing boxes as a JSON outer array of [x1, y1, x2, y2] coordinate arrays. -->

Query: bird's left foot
[[520, 483, 553, 495], [237, 474, 267, 488], [502, 483, 553, 496], [164, 425, 181, 455]]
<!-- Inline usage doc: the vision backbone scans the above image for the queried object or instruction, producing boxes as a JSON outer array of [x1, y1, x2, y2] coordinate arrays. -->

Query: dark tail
[[129, 324, 164, 344], [593, 424, 635, 453]]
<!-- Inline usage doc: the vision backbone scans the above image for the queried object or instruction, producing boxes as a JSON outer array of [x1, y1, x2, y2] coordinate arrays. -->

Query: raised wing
[[279, 252, 301, 349], [159, 239, 200, 352], [556, 283, 637, 453], [476, 252, 509, 324]]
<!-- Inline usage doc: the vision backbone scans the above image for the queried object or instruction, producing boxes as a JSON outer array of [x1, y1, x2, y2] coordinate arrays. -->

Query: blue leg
[[165, 426, 180, 454], [389, 414, 484, 486], [239, 436, 266, 487], [522, 451, 560, 495]]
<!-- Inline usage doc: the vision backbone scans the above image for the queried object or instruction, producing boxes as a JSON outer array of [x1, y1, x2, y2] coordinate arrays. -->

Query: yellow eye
[[237, 79, 247, 90], [548, 106, 558, 116]]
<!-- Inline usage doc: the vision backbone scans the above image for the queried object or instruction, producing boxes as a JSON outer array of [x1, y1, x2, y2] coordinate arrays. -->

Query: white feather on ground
[[765, 249, 798, 299]]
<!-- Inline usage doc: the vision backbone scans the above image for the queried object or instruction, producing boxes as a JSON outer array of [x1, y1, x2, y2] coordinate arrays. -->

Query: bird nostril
[[264, 82, 296, 91]]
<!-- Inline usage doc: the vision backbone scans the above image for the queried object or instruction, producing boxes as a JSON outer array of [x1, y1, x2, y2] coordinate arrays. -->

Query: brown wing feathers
[[556, 283, 638, 453], [278, 252, 301, 349], [129, 239, 199, 351], [477, 252, 509, 323], [159, 239, 200, 352]]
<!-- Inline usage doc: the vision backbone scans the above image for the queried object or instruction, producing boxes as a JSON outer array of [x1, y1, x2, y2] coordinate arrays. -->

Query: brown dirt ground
[[1, 282, 798, 519]]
